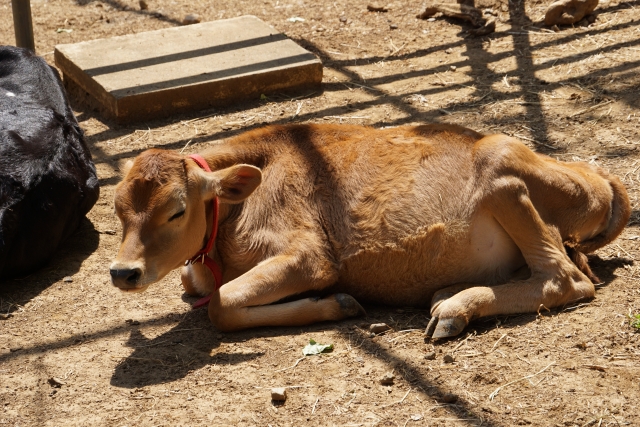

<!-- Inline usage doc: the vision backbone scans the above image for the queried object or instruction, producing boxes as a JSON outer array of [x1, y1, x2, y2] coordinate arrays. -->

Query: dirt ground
[[1, 0, 640, 425]]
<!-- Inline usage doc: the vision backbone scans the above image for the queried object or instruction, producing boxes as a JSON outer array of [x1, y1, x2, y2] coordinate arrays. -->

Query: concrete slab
[[54, 16, 322, 123]]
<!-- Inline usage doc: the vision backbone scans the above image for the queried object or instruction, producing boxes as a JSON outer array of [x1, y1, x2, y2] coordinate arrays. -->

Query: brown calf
[[110, 123, 630, 338]]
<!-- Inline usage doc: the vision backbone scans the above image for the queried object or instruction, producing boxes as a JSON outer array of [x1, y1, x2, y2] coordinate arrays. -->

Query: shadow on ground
[[0, 217, 100, 314]]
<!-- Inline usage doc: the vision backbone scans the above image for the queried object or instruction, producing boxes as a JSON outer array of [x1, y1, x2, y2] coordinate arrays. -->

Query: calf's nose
[[110, 268, 142, 286]]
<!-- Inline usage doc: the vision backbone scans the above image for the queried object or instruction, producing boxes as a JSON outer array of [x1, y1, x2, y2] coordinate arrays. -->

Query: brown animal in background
[[110, 123, 629, 338]]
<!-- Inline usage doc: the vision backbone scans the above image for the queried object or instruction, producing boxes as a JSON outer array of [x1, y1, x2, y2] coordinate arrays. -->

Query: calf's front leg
[[206, 253, 365, 331]]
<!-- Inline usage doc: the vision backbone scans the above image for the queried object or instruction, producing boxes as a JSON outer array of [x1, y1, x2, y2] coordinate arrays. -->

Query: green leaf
[[302, 338, 333, 356], [629, 313, 640, 331], [260, 94, 268, 100]]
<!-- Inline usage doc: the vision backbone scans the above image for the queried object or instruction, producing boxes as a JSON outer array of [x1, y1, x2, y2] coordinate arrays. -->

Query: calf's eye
[[168, 210, 185, 222]]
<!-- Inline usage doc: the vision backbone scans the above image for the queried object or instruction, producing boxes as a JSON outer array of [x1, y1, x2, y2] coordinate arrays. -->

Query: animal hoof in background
[[544, 0, 598, 26], [425, 316, 467, 339], [334, 293, 366, 318]]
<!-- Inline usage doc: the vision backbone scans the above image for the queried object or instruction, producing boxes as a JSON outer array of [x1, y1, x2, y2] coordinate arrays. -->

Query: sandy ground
[[1, 0, 640, 426]]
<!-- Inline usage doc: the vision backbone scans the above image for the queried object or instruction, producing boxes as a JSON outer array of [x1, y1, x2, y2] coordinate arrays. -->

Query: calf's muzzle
[[110, 267, 142, 289]]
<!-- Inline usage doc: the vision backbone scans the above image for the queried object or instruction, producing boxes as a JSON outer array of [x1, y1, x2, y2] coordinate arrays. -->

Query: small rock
[[379, 372, 395, 385], [390, 24, 398, 29], [442, 392, 458, 403], [369, 332, 376, 338], [545, 0, 598, 25], [139, 0, 148, 10], [182, 14, 201, 25], [551, 24, 560, 32], [445, 48, 453, 54], [426, 17, 436, 22], [369, 323, 391, 334], [450, 65, 457, 71], [339, 16, 347, 23], [443, 353, 455, 363], [125, 319, 140, 326], [48, 377, 65, 388], [367, 4, 389, 12], [424, 352, 436, 360], [271, 387, 287, 401], [63, 276, 73, 283]]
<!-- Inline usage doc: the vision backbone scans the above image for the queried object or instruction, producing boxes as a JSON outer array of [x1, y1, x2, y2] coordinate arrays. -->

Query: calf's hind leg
[[426, 177, 595, 339], [207, 252, 365, 331]]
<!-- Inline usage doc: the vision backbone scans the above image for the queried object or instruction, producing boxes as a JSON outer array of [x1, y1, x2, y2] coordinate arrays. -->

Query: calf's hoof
[[425, 316, 467, 340], [334, 293, 366, 318], [430, 291, 457, 314]]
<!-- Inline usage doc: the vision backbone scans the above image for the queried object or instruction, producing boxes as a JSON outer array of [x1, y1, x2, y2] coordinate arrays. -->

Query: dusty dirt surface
[[1, 0, 640, 425]]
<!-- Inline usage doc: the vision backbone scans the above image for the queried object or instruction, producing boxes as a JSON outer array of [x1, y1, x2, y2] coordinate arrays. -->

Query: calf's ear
[[200, 164, 262, 203]]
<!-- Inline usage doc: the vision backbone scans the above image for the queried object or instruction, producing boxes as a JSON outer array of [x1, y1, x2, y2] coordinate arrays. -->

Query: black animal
[[0, 46, 99, 281]]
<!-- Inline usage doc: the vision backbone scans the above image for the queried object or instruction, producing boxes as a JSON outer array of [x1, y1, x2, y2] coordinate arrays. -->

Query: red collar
[[186, 154, 223, 309]]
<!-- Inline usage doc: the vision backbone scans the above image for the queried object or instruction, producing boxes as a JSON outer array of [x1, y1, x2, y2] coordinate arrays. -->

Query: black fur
[[0, 46, 99, 281]]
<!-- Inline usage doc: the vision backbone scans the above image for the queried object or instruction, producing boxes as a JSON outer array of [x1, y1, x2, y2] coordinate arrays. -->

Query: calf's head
[[110, 149, 261, 292]]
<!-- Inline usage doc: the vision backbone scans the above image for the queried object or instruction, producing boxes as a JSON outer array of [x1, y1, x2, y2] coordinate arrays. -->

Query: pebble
[[389, 24, 398, 29], [139, 0, 148, 10], [63, 276, 73, 283], [379, 372, 395, 385], [182, 14, 201, 25], [443, 353, 455, 363], [369, 323, 391, 334], [445, 48, 453, 54], [450, 65, 457, 71], [424, 352, 436, 360], [427, 17, 436, 22], [271, 387, 287, 401], [367, 4, 389, 12], [339, 16, 347, 23], [441, 392, 458, 403]]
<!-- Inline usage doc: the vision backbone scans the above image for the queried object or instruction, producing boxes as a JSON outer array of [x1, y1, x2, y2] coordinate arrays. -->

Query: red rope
[[186, 154, 223, 309]]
